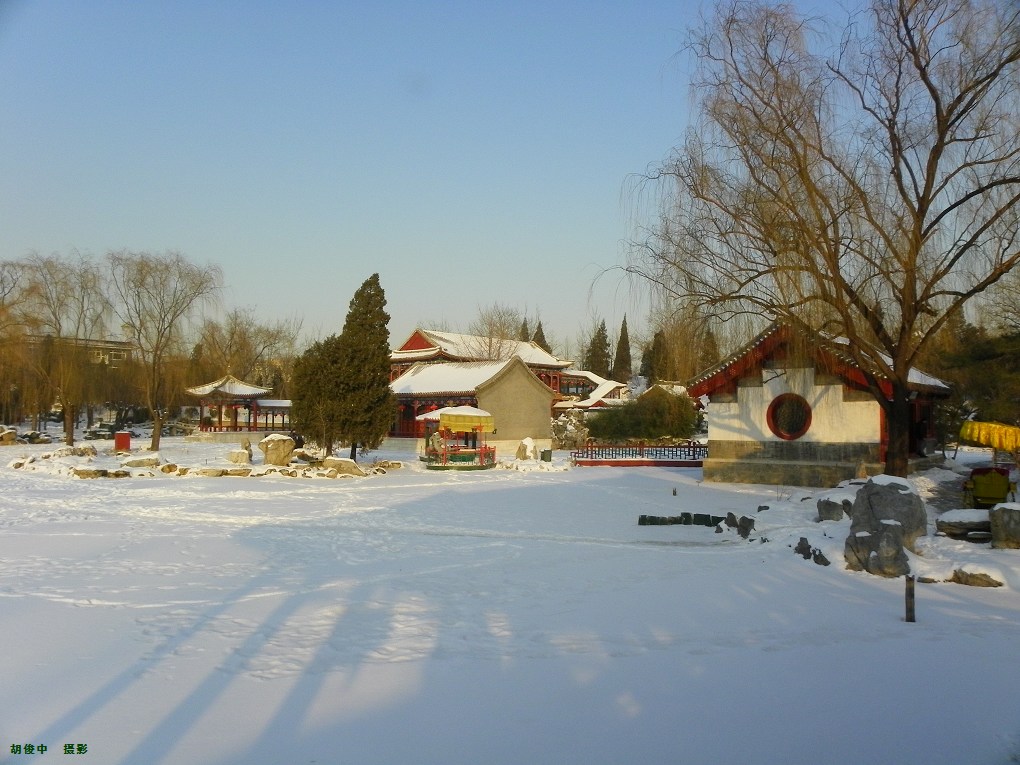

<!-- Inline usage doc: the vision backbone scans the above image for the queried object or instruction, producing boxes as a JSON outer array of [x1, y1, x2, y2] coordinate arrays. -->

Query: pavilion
[[185, 374, 291, 432]]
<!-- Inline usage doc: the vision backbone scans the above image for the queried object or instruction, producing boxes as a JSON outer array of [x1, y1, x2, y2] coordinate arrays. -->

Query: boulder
[[845, 525, 910, 578], [0, 428, 17, 444], [121, 454, 160, 469], [259, 434, 295, 466], [817, 497, 853, 522], [850, 477, 927, 551], [990, 504, 1020, 549], [322, 457, 368, 477], [73, 468, 108, 479], [516, 437, 539, 460], [844, 476, 926, 577], [227, 449, 251, 465], [198, 467, 225, 477], [950, 569, 1004, 587], [935, 509, 991, 541]]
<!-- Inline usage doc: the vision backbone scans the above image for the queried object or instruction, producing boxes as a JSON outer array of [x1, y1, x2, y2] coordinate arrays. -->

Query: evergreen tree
[[532, 321, 551, 353], [290, 335, 345, 455], [696, 328, 721, 373], [641, 330, 669, 384], [334, 274, 396, 460], [518, 318, 530, 343], [583, 320, 612, 379], [611, 315, 632, 383]]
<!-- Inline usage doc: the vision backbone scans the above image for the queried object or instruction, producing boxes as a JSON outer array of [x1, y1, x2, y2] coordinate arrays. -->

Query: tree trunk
[[349, 442, 357, 461], [63, 404, 75, 446], [149, 406, 163, 451], [884, 384, 911, 478]]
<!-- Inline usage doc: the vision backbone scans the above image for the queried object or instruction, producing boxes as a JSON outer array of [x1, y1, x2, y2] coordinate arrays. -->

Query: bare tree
[[23, 251, 109, 443], [627, 0, 1020, 476], [0, 259, 35, 424], [194, 307, 302, 386], [465, 302, 528, 359], [107, 250, 222, 450]]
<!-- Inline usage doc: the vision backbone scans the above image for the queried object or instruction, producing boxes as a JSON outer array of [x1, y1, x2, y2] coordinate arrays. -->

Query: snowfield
[[2, 438, 1019, 765]]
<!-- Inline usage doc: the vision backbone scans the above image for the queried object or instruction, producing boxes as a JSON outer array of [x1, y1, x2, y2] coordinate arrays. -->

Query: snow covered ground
[[2, 437, 1019, 765]]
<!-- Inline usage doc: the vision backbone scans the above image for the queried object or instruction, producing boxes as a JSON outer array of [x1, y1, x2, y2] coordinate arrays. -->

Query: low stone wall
[[703, 457, 882, 487]]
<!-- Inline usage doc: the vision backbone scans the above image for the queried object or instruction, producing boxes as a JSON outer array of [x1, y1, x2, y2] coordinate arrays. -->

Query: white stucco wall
[[707, 367, 880, 443]]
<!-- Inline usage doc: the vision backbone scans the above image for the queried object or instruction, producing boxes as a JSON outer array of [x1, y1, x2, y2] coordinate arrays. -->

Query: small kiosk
[[416, 406, 497, 470]]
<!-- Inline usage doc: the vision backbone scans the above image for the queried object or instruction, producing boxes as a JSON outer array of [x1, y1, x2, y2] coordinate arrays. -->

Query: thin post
[[905, 574, 916, 623]]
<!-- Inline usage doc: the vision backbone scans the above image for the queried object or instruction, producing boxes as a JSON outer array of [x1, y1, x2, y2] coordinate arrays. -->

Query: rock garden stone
[[990, 504, 1020, 549], [121, 454, 160, 469], [844, 476, 926, 577], [259, 434, 295, 466], [950, 569, 1003, 587], [322, 457, 367, 477]]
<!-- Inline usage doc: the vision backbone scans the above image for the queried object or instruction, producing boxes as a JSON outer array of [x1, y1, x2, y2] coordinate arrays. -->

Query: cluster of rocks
[[813, 475, 1020, 585], [1, 427, 53, 445], [8, 434, 401, 480], [639, 511, 756, 538]]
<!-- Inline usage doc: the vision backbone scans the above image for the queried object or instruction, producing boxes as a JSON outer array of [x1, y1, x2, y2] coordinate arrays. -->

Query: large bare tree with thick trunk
[[107, 250, 222, 451], [628, 0, 1020, 476]]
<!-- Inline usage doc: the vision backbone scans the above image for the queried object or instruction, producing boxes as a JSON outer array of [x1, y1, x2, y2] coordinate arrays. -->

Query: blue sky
[[0, 1, 825, 353]]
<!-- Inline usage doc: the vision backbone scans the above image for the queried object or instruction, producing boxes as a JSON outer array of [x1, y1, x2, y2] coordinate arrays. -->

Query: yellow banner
[[960, 420, 1020, 452]]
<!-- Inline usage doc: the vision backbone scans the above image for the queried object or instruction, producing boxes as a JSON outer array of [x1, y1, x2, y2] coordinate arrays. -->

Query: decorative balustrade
[[570, 441, 707, 464]]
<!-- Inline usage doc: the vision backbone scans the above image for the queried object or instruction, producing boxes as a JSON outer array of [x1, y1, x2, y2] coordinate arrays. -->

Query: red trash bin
[[114, 431, 131, 452]]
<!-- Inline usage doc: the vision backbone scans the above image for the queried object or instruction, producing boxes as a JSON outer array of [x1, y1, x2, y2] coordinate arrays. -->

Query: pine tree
[[583, 320, 612, 379], [334, 274, 396, 460], [290, 335, 345, 455], [532, 321, 551, 353], [518, 318, 530, 342], [611, 315, 632, 383]]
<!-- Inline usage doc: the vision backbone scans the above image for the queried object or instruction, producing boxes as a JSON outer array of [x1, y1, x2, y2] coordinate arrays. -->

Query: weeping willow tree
[[628, 0, 1020, 476]]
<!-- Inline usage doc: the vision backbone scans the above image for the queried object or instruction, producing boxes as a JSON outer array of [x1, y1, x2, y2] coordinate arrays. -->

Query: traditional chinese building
[[185, 374, 291, 433], [391, 328, 602, 399], [687, 323, 950, 486], [390, 356, 555, 449]]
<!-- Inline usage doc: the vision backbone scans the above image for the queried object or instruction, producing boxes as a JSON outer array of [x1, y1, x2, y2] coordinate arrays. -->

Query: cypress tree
[[518, 318, 530, 342], [532, 321, 551, 353], [335, 274, 397, 460], [611, 315, 632, 383], [583, 320, 612, 379]]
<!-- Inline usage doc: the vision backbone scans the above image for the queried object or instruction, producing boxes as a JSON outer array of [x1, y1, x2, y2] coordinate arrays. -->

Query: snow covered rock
[[227, 449, 251, 465], [516, 437, 538, 460], [322, 457, 367, 477], [844, 476, 927, 577], [990, 504, 1020, 549], [121, 454, 160, 469], [259, 433, 295, 466]]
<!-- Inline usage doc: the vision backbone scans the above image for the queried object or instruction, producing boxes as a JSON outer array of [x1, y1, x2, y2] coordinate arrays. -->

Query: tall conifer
[[611, 316, 632, 382], [583, 320, 612, 379], [532, 321, 551, 353], [335, 274, 396, 460]]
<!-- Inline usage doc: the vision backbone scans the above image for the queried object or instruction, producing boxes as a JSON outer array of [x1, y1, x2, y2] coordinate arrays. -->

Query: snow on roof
[[414, 405, 492, 421], [554, 379, 628, 411], [255, 399, 291, 408], [390, 360, 514, 395], [688, 323, 950, 393], [185, 374, 271, 398], [393, 328, 572, 368]]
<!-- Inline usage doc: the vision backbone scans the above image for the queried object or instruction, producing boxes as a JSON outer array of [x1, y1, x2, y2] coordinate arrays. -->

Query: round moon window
[[767, 393, 812, 440]]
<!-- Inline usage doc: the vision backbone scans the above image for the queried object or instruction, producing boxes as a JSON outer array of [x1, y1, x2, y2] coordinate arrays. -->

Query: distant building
[[390, 356, 555, 447], [391, 327, 625, 402]]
